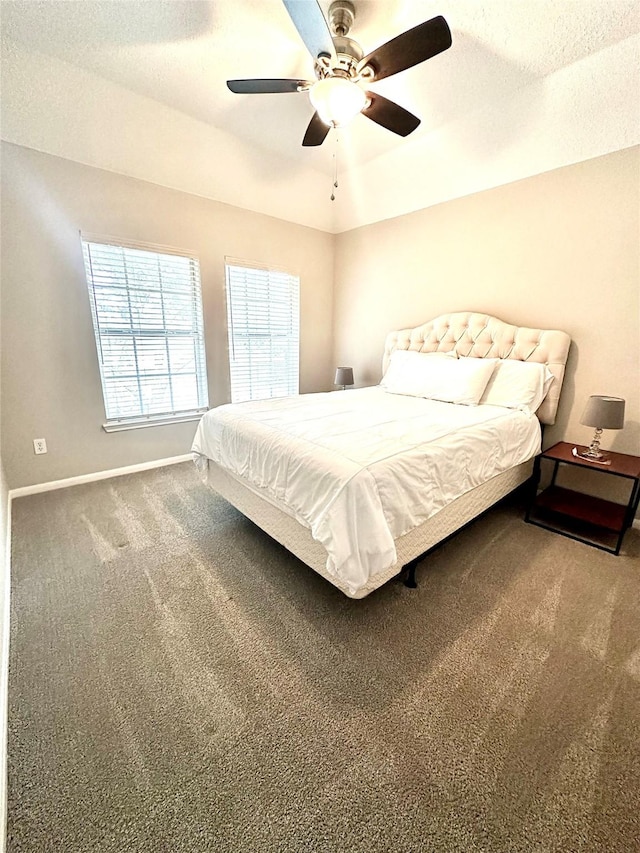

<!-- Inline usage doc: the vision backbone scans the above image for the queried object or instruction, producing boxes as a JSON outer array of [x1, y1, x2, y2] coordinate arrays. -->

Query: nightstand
[[525, 441, 640, 555]]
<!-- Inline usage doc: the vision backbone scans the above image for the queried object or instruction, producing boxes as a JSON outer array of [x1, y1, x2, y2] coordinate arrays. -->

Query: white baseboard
[[8, 454, 192, 500], [633, 518, 640, 531]]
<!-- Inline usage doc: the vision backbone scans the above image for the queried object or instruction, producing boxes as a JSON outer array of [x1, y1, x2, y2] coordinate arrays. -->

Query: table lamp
[[334, 367, 354, 390], [578, 395, 625, 461]]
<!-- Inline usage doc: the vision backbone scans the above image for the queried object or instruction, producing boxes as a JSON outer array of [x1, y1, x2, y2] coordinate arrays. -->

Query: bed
[[192, 312, 571, 598]]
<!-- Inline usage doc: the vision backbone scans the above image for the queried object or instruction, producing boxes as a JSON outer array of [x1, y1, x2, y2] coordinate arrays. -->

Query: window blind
[[225, 261, 300, 403], [82, 237, 209, 426]]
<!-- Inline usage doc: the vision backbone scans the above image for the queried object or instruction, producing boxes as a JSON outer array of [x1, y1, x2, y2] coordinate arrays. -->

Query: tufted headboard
[[382, 312, 571, 425]]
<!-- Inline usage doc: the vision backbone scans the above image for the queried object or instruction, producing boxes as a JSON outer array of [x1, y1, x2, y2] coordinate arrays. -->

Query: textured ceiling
[[2, 0, 639, 231]]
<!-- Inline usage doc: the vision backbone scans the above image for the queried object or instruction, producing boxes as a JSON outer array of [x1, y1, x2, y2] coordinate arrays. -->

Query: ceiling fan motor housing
[[330, 35, 364, 78], [315, 34, 363, 80], [315, 2, 363, 80]]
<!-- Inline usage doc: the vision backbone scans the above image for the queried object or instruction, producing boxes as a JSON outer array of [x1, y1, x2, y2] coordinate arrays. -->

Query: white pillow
[[479, 359, 555, 412], [381, 350, 455, 393], [381, 350, 497, 405]]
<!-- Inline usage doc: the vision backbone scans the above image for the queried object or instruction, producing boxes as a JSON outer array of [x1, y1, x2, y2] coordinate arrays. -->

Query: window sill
[[102, 412, 206, 433]]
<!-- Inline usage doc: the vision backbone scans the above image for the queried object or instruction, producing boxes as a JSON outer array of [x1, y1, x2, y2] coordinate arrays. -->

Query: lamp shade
[[580, 395, 625, 430], [334, 367, 354, 387]]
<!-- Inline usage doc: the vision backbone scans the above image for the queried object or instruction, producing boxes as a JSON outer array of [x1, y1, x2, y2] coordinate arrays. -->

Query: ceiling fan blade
[[357, 15, 451, 82], [227, 78, 312, 94], [362, 93, 420, 137], [282, 0, 336, 62], [302, 111, 331, 146]]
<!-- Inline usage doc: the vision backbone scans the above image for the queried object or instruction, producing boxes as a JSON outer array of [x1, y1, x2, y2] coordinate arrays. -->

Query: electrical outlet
[[33, 438, 47, 455]]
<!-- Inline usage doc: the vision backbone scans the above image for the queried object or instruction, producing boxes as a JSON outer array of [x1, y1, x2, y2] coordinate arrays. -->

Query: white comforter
[[192, 387, 541, 595]]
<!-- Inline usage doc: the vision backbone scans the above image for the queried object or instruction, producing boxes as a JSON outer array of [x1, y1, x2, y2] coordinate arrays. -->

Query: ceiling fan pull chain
[[331, 135, 339, 201]]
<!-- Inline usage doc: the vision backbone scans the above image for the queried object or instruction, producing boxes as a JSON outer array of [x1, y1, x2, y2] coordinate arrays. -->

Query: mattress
[[192, 387, 541, 596]]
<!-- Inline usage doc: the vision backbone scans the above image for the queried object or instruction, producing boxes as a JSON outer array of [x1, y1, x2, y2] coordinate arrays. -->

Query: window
[[225, 260, 300, 403], [82, 236, 208, 430]]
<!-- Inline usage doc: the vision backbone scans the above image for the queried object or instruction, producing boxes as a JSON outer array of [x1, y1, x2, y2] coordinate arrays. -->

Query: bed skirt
[[202, 458, 534, 598]]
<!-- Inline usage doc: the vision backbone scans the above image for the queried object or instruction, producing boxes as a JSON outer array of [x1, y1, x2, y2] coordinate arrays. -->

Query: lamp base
[[572, 446, 612, 465], [578, 427, 609, 462]]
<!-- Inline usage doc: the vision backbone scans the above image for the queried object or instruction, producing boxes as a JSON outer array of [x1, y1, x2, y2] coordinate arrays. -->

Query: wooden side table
[[525, 441, 640, 554]]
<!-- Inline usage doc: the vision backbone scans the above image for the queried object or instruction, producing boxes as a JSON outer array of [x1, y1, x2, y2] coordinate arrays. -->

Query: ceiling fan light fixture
[[309, 77, 367, 127]]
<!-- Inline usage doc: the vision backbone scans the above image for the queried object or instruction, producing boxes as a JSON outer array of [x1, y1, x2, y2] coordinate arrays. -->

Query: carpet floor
[[7, 462, 640, 852]]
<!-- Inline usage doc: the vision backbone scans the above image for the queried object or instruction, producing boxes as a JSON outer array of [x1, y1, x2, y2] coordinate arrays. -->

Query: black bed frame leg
[[402, 560, 418, 589]]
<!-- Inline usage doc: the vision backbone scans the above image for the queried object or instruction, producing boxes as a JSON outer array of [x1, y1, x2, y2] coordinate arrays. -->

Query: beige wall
[[334, 147, 640, 463], [0, 462, 7, 844], [2, 142, 639, 504], [1, 215, 10, 827], [0, 462, 7, 580], [1, 143, 334, 489]]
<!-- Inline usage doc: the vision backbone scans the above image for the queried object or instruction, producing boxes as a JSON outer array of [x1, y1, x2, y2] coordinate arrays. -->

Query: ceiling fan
[[227, 0, 452, 146]]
